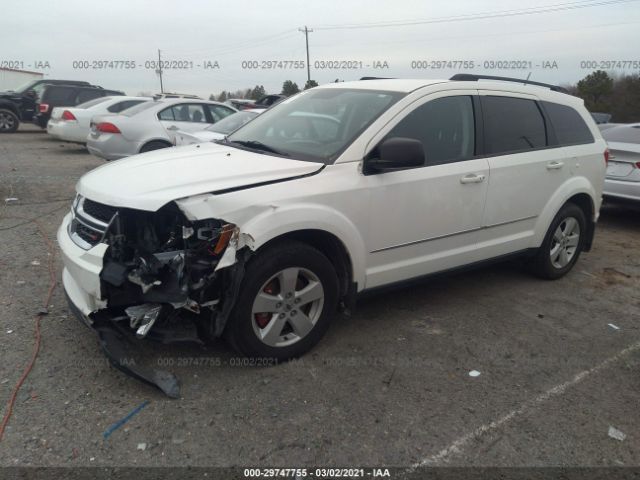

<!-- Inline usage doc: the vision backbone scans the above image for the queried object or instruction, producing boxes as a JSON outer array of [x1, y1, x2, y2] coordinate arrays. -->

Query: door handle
[[167, 125, 179, 131], [460, 173, 486, 184], [546, 161, 564, 170]]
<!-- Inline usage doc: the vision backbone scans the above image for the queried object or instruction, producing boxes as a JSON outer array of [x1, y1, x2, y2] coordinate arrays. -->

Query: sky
[[4, 0, 640, 97]]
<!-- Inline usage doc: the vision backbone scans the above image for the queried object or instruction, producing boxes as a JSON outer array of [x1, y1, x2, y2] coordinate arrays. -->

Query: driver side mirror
[[364, 137, 425, 174]]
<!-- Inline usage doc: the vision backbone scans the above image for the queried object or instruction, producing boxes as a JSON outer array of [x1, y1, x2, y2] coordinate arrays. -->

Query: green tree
[[304, 79, 318, 90], [281, 80, 300, 96], [577, 70, 613, 111], [251, 85, 266, 100], [217, 91, 228, 102]]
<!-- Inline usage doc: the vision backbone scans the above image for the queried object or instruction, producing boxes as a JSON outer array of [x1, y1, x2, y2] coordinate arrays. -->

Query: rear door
[[477, 92, 569, 257], [158, 103, 211, 137]]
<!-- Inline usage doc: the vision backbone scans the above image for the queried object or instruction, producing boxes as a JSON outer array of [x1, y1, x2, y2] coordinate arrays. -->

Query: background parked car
[[47, 96, 151, 143], [34, 84, 124, 128], [154, 92, 201, 99], [225, 98, 255, 110], [174, 109, 264, 146], [602, 123, 640, 202], [591, 112, 612, 124], [0, 79, 90, 133], [244, 94, 286, 109], [87, 98, 237, 160]]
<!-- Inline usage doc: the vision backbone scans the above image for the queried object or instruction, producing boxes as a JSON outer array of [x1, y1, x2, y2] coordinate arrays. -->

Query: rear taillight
[[39, 103, 49, 113], [61, 110, 76, 121], [96, 122, 121, 134], [604, 149, 610, 165]]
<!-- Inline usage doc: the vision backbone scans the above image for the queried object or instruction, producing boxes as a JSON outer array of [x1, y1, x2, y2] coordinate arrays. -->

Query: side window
[[44, 87, 74, 104], [384, 96, 475, 166], [108, 100, 145, 113], [158, 107, 175, 121], [542, 101, 594, 146], [482, 96, 547, 155], [76, 89, 103, 104], [207, 104, 235, 122]]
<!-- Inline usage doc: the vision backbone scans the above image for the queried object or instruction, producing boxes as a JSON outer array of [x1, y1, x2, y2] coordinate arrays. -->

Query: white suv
[[58, 76, 606, 372]]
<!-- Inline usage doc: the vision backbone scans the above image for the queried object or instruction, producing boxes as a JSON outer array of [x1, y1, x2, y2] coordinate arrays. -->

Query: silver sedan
[[86, 99, 237, 160], [602, 123, 640, 202]]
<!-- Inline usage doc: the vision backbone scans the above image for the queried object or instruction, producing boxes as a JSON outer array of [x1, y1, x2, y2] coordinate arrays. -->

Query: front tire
[[225, 241, 339, 360], [529, 203, 586, 279], [0, 109, 19, 133]]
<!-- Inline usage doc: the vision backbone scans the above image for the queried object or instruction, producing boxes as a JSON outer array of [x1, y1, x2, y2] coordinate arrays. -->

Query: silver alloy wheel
[[0, 111, 16, 131], [549, 216, 581, 269], [251, 267, 325, 348]]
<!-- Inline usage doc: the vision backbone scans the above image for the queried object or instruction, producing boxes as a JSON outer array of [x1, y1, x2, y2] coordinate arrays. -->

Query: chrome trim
[[370, 215, 538, 253], [67, 195, 116, 250]]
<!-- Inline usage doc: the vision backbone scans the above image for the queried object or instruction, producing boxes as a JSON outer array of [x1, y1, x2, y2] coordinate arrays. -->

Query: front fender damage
[[81, 201, 255, 397]]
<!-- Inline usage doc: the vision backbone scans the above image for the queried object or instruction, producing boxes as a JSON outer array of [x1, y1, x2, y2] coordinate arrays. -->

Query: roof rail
[[359, 77, 395, 80], [449, 74, 568, 93]]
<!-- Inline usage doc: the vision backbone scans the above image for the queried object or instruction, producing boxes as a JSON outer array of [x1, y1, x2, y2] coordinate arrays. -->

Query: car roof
[[318, 79, 446, 93]]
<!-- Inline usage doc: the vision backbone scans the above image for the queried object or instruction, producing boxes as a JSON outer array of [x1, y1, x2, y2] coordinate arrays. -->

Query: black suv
[[34, 84, 124, 128], [0, 79, 90, 133]]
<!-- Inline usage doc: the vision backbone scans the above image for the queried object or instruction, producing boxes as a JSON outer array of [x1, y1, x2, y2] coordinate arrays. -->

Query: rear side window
[[482, 96, 547, 155], [43, 87, 75, 104], [384, 96, 475, 166], [76, 89, 104, 104], [542, 101, 594, 146]]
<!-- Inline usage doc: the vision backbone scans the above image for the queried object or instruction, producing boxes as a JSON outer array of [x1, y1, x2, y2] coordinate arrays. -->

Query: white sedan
[[174, 109, 265, 146], [86, 99, 237, 160], [602, 123, 640, 202], [47, 96, 150, 143]]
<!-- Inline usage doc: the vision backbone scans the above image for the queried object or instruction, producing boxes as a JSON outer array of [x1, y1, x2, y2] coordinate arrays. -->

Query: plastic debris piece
[[16, 281, 25, 285], [30, 260, 40, 266], [608, 323, 620, 331], [102, 400, 150, 439], [4, 198, 18, 203], [38, 307, 49, 316], [137, 443, 147, 451], [6, 330, 13, 334], [468, 370, 481, 377], [608, 426, 626, 442]]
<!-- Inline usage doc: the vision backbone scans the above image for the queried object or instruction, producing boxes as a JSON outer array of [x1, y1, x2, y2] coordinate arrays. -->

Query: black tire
[[529, 202, 587, 280], [139, 140, 171, 153], [0, 109, 19, 133], [225, 240, 339, 360]]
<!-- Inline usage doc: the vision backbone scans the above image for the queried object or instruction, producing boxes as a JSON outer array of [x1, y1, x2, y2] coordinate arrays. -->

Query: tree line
[[209, 79, 319, 102]]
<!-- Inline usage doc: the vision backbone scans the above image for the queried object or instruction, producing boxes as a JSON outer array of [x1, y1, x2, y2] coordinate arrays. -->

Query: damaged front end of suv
[[67, 195, 251, 397]]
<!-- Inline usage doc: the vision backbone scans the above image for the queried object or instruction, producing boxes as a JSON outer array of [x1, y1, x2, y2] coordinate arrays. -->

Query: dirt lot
[[1, 125, 639, 471]]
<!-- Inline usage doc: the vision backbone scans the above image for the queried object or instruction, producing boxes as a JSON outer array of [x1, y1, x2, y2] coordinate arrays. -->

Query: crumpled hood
[[77, 142, 322, 211]]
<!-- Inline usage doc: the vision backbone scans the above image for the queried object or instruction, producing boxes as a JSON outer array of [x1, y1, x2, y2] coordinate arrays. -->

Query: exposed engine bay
[[68, 196, 251, 397]]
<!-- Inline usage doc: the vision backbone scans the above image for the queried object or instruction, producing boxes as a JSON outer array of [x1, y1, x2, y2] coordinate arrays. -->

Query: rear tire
[[225, 241, 339, 360], [139, 140, 171, 153], [529, 203, 586, 279], [0, 109, 19, 133]]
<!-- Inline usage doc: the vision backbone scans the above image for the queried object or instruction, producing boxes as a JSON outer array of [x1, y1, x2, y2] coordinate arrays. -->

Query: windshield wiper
[[226, 139, 289, 157]]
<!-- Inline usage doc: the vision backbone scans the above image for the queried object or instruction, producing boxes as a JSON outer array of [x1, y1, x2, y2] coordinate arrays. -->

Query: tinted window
[[602, 125, 640, 144], [482, 96, 547, 154], [384, 96, 475, 166], [76, 97, 111, 109], [108, 100, 146, 113], [207, 104, 236, 122], [543, 101, 594, 146], [76, 89, 104, 104], [159, 104, 207, 122], [43, 87, 75, 104]]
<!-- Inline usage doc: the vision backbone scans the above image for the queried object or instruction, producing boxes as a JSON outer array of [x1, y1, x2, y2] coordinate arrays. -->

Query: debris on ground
[[30, 260, 40, 266], [38, 307, 49, 316], [468, 370, 481, 377], [4, 198, 18, 203], [608, 323, 621, 331], [103, 400, 150, 440], [16, 281, 25, 285], [6, 330, 13, 334], [137, 442, 147, 451], [608, 426, 627, 442]]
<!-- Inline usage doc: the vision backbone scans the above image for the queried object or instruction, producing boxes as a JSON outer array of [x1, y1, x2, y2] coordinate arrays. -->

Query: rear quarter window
[[542, 101, 594, 146]]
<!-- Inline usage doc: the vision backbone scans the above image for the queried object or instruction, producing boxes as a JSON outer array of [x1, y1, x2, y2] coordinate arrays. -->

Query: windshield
[[206, 111, 259, 135], [226, 88, 404, 163]]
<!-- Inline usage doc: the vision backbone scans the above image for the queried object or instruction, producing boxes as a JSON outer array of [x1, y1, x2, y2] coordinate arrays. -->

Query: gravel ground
[[1, 125, 639, 471]]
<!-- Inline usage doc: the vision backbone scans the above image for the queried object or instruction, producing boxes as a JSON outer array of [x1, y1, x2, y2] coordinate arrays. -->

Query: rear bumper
[[86, 134, 140, 161], [603, 178, 640, 202], [47, 120, 87, 143]]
